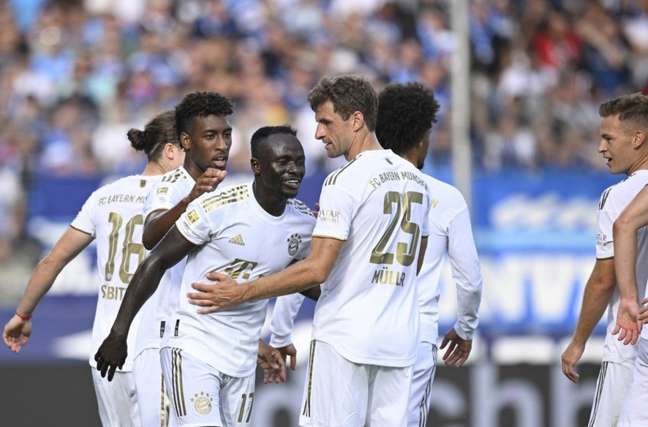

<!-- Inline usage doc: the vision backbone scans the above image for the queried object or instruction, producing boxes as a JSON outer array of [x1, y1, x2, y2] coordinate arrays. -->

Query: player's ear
[[351, 111, 365, 132], [180, 132, 191, 151], [250, 157, 261, 175], [633, 130, 647, 148]]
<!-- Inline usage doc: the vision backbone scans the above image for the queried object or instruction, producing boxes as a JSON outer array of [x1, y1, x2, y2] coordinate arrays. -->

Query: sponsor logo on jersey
[[191, 392, 213, 415], [187, 210, 200, 224], [287, 233, 302, 256], [229, 234, 245, 246], [318, 209, 340, 223]]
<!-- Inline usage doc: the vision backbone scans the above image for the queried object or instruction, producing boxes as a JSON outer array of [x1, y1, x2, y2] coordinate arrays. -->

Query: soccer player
[[94, 126, 315, 426], [601, 112, 648, 426], [376, 82, 483, 427], [560, 93, 648, 426], [190, 75, 432, 426], [2, 110, 185, 427], [131, 91, 231, 427]]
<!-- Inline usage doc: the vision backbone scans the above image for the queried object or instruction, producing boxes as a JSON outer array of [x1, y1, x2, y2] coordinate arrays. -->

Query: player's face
[[314, 100, 355, 159], [258, 134, 306, 198], [599, 114, 640, 174], [185, 115, 232, 171]]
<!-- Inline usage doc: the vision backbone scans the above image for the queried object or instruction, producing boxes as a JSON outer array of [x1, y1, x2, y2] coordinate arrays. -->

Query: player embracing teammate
[[6, 76, 486, 426]]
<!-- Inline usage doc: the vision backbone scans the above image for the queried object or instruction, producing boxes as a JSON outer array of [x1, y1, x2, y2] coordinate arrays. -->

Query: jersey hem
[[69, 224, 93, 236], [311, 233, 347, 241], [314, 337, 416, 368]]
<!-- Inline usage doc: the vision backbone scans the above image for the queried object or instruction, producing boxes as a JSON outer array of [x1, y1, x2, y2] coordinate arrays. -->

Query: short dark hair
[[376, 83, 439, 154], [599, 93, 648, 129], [308, 75, 378, 131], [127, 110, 179, 160], [250, 125, 298, 158], [175, 91, 234, 136]]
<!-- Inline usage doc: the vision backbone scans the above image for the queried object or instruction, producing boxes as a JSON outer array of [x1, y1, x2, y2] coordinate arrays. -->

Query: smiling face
[[182, 114, 232, 171], [254, 133, 306, 198], [599, 114, 642, 174], [314, 100, 356, 159]]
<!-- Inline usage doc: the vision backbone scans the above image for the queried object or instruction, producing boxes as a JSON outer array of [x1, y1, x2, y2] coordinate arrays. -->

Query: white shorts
[[134, 348, 169, 427], [91, 368, 141, 427], [160, 347, 256, 427], [618, 338, 648, 426], [299, 340, 412, 427], [587, 359, 634, 427], [407, 342, 437, 427]]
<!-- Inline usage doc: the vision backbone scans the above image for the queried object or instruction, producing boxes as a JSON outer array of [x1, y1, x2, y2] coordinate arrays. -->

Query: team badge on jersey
[[191, 392, 213, 415], [287, 233, 302, 256], [187, 210, 200, 224]]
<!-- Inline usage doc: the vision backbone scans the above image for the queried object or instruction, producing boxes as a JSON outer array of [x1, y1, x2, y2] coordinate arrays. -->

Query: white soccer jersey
[[418, 174, 482, 345], [596, 170, 648, 357], [134, 166, 194, 357], [71, 174, 161, 371], [171, 182, 316, 377], [311, 149, 430, 367]]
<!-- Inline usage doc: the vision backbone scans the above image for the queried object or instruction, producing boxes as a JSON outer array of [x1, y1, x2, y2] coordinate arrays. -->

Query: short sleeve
[[312, 184, 356, 240], [176, 198, 213, 246], [144, 181, 176, 219], [70, 190, 98, 236], [596, 188, 614, 259]]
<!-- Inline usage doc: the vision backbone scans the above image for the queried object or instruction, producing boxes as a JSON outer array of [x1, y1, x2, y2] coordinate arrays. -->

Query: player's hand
[[94, 333, 127, 381], [612, 298, 642, 345], [275, 343, 297, 371], [3, 314, 32, 353], [184, 168, 226, 204], [187, 272, 249, 314], [561, 340, 584, 383], [440, 328, 472, 367], [639, 298, 648, 324], [257, 340, 287, 384]]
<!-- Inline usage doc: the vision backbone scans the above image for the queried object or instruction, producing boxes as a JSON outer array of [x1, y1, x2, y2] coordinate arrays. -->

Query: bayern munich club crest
[[287, 233, 302, 256], [191, 392, 213, 415]]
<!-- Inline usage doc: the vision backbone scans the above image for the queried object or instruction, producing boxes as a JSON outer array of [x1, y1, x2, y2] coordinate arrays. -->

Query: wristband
[[15, 312, 31, 321]]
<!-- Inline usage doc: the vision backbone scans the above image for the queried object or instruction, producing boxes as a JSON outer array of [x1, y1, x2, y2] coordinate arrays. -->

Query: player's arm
[[612, 186, 648, 343], [143, 205, 191, 249], [3, 227, 93, 352], [142, 168, 225, 249], [561, 258, 615, 382], [440, 209, 482, 367], [268, 293, 306, 375], [95, 226, 195, 380], [188, 236, 343, 312]]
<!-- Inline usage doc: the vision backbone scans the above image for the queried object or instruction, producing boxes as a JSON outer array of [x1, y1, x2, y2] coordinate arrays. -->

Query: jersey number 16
[[105, 212, 146, 284]]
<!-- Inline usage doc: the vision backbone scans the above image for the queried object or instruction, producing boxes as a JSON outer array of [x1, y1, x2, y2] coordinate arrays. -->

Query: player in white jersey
[[133, 91, 231, 427], [561, 93, 648, 427], [376, 83, 483, 427], [94, 126, 314, 426], [594, 95, 648, 426], [266, 82, 484, 426], [191, 75, 432, 427], [3, 111, 185, 426]]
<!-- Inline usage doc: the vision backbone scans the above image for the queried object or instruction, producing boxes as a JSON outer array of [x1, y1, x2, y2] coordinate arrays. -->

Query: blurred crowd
[[2, 0, 648, 258]]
